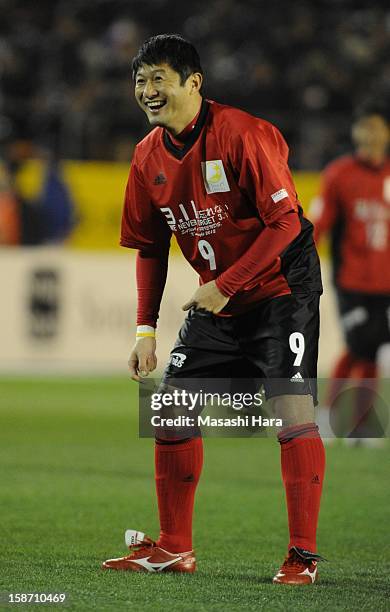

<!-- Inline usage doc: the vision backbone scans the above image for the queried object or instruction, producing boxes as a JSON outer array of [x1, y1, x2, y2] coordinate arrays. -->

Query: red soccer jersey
[[121, 100, 321, 314], [314, 155, 390, 294]]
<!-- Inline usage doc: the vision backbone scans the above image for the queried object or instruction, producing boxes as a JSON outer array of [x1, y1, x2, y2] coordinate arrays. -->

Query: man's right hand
[[128, 337, 157, 382]]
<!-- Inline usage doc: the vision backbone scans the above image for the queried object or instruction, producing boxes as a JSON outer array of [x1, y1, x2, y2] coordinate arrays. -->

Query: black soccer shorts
[[336, 289, 390, 361], [162, 292, 320, 402]]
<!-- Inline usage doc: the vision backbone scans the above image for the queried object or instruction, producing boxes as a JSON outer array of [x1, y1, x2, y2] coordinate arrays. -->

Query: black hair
[[132, 34, 203, 85], [353, 98, 390, 124]]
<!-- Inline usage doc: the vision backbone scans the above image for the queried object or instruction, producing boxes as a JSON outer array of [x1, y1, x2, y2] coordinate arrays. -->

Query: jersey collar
[[163, 99, 210, 160]]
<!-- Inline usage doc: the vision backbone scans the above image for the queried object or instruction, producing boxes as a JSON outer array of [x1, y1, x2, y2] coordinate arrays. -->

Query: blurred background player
[[0, 151, 76, 247], [312, 100, 390, 443]]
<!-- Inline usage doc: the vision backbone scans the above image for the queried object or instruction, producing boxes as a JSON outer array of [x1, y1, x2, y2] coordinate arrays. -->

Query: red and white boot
[[102, 530, 196, 573], [273, 547, 325, 584]]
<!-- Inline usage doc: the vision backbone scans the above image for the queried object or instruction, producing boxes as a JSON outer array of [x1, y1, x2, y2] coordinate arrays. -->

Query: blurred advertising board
[[0, 248, 339, 374], [0, 248, 196, 373]]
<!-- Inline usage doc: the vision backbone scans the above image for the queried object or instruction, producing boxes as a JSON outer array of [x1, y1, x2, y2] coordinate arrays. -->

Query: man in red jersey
[[313, 101, 390, 443], [102, 34, 325, 584]]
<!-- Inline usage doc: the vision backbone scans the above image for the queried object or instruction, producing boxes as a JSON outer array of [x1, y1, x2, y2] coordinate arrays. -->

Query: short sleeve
[[229, 122, 298, 225], [120, 159, 171, 251]]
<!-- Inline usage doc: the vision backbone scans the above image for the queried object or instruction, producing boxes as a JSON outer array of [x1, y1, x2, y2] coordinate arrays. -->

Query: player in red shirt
[[313, 101, 390, 442], [102, 35, 325, 584]]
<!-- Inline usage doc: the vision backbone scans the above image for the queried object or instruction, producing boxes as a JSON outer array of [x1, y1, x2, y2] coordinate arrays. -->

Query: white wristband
[[136, 325, 156, 338]]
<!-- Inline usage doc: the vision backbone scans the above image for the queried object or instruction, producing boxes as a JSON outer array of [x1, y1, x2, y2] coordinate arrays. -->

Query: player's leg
[[318, 290, 361, 437], [103, 309, 240, 572], [336, 294, 388, 442], [238, 292, 325, 584], [154, 369, 265, 552], [325, 350, 357, 404], [154, 436, 203, 554], [271, 394, 325, 584], [343, 295, 390, 443], [321, 291, 382, 441], [103, 399, 202, 572], [316, 350, 357, 440], [102, 428, 201, 571], [105, 309, 241, 572], [270, 394, 325, 549], [346, 359, 377, 441], [153, 309, 242, 558]]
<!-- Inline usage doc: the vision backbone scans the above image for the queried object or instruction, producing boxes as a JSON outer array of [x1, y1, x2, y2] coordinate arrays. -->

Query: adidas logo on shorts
[[290, 372, 305, 383]]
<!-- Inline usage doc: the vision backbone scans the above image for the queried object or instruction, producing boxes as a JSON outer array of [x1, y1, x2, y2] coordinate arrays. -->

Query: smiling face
[[134, 62, 202, 136]]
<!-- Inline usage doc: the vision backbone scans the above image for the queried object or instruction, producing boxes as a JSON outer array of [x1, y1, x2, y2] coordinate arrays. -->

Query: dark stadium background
[[2, 0, 389, 167], [0, 1, 389, 610]]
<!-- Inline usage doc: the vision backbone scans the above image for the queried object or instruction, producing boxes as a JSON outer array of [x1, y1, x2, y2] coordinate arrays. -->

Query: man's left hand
[[182, 280, 229, 314]]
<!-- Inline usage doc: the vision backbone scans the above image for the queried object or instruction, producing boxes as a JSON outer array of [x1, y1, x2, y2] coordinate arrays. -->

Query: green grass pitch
[[0, 377, 389, 611]]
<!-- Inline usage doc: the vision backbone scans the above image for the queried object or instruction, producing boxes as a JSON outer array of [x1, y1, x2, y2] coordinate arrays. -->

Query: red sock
[[326, 350, 356, 405], [155, 437, 203, 553], [278, 423, 325, 553], [351, 360, 378, 435]]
